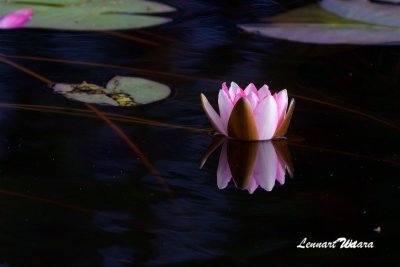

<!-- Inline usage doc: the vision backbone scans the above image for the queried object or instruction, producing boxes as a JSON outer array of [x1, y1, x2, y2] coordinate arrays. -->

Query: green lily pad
[[320, 0, 400, 27], [373, 0, 400, 3], [239, 3, 400, 45], [0, 0, 175, 30], [260, 4, 368, 25], [53, 76, 171, 106], [240, 22, 400, 45]]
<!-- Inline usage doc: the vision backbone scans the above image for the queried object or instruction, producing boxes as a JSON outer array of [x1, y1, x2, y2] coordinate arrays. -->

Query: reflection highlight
[[201, 138, 294, 194]]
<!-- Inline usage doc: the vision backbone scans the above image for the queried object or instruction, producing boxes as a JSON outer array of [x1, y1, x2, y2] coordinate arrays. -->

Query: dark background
[[0, 0, 399, 266]]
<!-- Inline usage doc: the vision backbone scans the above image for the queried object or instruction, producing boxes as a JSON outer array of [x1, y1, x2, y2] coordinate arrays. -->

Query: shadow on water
[[0, 0, 399, 266]]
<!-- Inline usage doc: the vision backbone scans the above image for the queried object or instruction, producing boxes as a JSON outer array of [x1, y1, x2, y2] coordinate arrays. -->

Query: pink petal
[[254, 95, 278, 140], [273, 98, 295, 138], [276, 158, 286, 185], [246, 176, 258, 194], [273, 89, 288, 127], [222, 82, 231, 100], [0, 8, 33, 29], [232, 93, 243, 106], [258, 84, 271, 100], [253, 142, 278, 192], [200, 94, 226, 135], [229, 82, 244, 100], [218, 89, 234, 133], [245, 91, 259, 111], [217, 142, 232, 189], [244, 83, 258, 97]]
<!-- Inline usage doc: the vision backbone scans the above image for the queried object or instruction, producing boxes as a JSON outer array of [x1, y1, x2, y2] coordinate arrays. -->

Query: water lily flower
[[201, 82, 295, 141], [200, 137, 294, 194], [0, 8, 33, 29]]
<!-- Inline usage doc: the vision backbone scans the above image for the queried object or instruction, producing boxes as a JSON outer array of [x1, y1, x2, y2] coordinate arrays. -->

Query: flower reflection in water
[[201, 137, 294, 194]]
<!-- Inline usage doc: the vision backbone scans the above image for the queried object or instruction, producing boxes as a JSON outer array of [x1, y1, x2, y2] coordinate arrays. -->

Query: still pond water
[[0, 0, 399, 266]]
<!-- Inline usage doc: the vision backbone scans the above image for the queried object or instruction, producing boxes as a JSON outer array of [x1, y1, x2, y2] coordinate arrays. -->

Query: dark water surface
[[0, 1, 399, 266]]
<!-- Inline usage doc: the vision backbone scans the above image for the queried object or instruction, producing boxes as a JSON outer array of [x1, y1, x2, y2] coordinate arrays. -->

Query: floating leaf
[[320, 0, 400, 27], [239, 3, 400, 45], [240, 22, 400, 45], [0, 0, 175, 30], [53, 76, 171, 106], [373, 0, 400, 3]]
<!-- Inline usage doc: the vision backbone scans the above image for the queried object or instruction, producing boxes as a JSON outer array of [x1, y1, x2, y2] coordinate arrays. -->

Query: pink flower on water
[[200, 137, 294, 194], [0, 8, 33, 29], [201, 82, 295, 141]]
